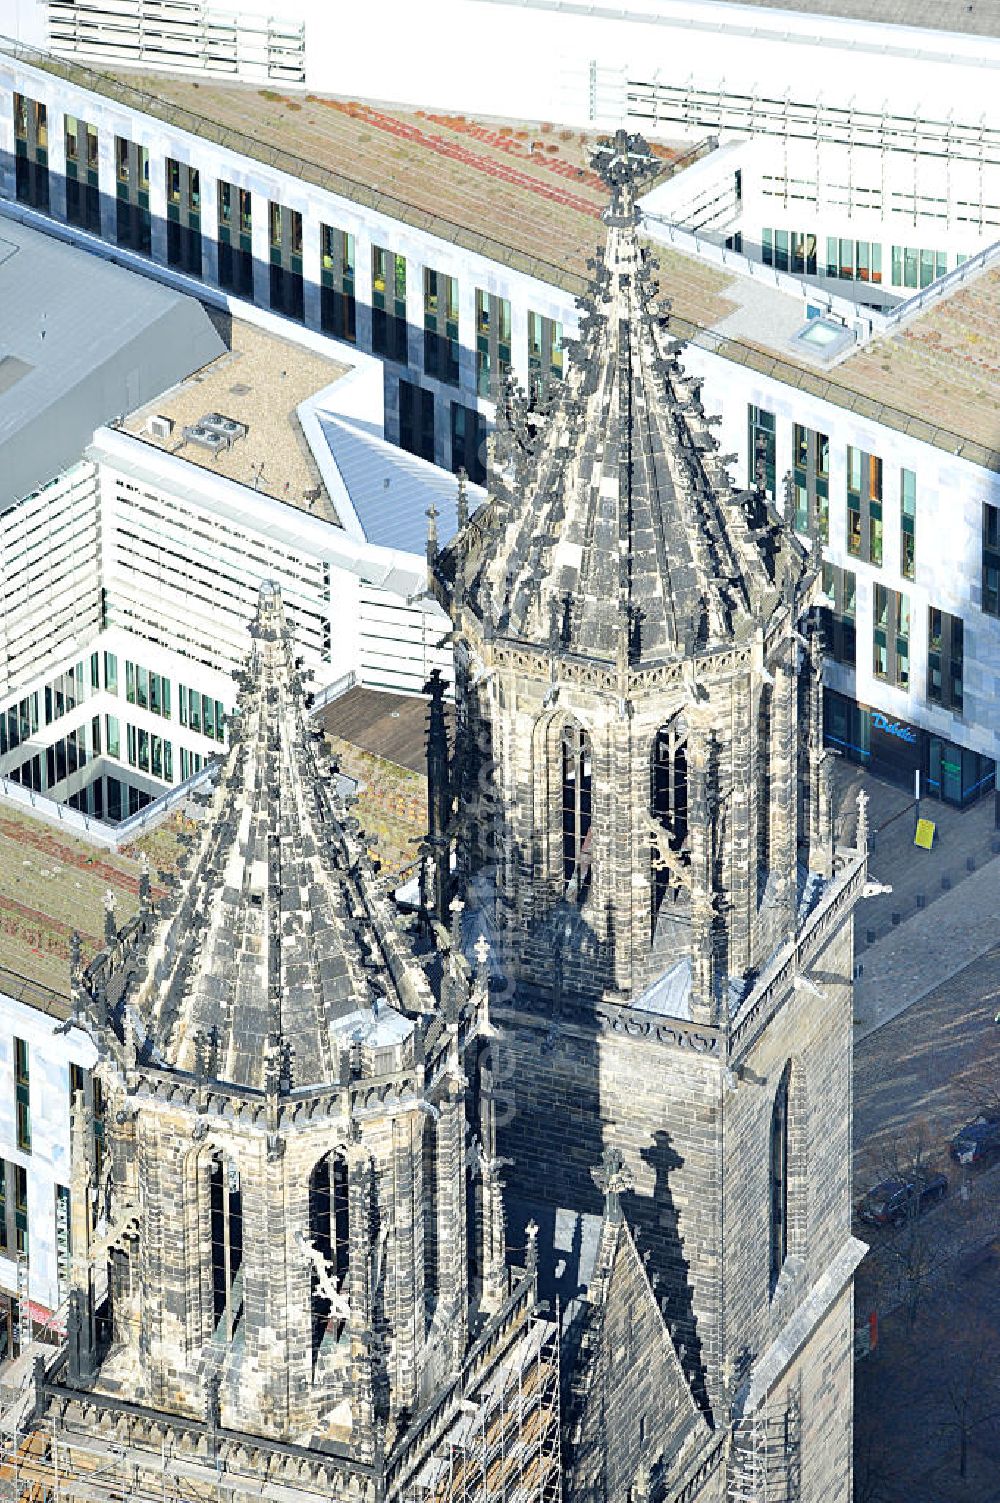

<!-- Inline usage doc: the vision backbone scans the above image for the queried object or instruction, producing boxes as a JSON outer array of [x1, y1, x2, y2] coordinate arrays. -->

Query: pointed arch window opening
[[769, 1063, 791, 1296], [651, 723, 690, 932], [308, 1151, 350, 1368], [561, 724, 593, 903], [209, 1154, 244, 1345]]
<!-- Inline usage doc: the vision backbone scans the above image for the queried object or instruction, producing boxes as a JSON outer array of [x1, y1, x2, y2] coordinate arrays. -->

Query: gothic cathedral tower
[[432, 133, 868, 1501], [47, 585, 562, 1502]]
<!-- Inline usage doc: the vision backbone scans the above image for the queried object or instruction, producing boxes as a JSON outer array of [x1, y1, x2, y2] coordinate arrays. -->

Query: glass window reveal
[[790, 423, 830, 543], [928, 607, 964, 714], [846, 445, 882, 566]]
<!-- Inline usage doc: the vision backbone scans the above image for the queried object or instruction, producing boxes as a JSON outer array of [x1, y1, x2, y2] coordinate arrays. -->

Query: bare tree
[[858, 1124, 958, 1329], [926, 1300, 1000, 1480], [853, 1411, 893, 1503]]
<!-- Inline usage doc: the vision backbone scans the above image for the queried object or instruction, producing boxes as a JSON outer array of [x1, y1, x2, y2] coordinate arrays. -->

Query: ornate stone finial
[[552, 942, 564, 1018], [263, 1034, 282, 1115], [449, 895, 465, 951], [138, 851, 151, 910], [631, 1461, 652, 1503], [193, 1029, 211, 1095], [426, 500, 439, 571], [594, 1144, 634, 1225], [203, 1370, 222, 1437], [103, 889, 118, 946], [456, 467, 469, 531], [590, 128, 659, 226], [856, 787, 870, 857], [92, 978, 108, 1028], [122, 1007, 137, 1072], [525, 1218, 539, 1272], [616, 591, 632, 688], [69, 930, 82, 982], [548, 594, 561, 656], [474, 932, 490, 977]]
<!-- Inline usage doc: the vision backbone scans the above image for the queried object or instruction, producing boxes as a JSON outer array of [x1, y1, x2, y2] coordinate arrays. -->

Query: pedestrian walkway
[[825, 761, 1000, 1038], [853, 858, 1000, 1040], [833, 761, 1000, 959]]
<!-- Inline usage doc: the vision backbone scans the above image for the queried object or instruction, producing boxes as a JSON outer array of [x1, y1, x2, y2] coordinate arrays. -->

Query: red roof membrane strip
[[319, 99, 604, 220]]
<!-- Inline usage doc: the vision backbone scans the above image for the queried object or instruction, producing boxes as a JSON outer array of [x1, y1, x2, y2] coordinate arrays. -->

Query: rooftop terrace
[[122, 317, 348, 518], [0, 803, 190, 1001], [7, 43, 1000, 466]]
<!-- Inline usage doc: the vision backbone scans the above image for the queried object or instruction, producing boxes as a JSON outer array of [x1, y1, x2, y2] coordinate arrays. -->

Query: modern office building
[[0, 213, 225, 510], [0, 801, 171, 1346], [8, 0, 1000, 133], [0, 4, 998, 827], [0, 222, 466, 825]]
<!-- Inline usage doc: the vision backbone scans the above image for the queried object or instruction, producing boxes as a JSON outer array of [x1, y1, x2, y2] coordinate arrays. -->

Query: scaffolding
[[0, 1414, 349, 1503], [727, 1391, 801, 1503], [400, 1314, 561, 1503], [0, 1289, 561, 1503]]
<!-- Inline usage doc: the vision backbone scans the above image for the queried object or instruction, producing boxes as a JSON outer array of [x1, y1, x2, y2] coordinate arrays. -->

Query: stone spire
[[118, 581, 432, 1093], [449, 128, 782, 667]]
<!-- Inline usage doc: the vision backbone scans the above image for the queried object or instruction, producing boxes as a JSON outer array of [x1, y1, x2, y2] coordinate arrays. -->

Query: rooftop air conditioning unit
[[183, 423, 230, 455], [148, 414, 173, 440], [200, 411, 247, 442]]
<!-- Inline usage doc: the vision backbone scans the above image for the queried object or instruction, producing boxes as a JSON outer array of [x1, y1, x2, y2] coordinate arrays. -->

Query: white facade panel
[[0, 984, 97, 1317], [0, 463, 101, 700], [682, 340, 1000, 766]]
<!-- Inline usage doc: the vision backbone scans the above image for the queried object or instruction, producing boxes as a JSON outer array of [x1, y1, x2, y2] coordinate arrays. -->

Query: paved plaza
[[849, 769, 1000, 1500], [832, 762, 1000, 1038]]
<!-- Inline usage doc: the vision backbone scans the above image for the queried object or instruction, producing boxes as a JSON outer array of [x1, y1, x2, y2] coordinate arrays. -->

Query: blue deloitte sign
[[871, 711, 918, 745]]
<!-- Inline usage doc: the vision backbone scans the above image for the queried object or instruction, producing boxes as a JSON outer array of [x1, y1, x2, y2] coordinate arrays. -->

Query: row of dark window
[[760, 227, 961, 289], [822, 565, 965, 714], [750, 411, 919, 581], [756, 410, 1000, 653], [13, 92, 565, 457], [3, 702, 219, 803]]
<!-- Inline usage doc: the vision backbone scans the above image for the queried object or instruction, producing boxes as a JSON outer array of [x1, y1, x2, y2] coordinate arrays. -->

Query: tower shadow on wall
[[628, 1129, 712, 1422], [473, 840, 610, 1309]]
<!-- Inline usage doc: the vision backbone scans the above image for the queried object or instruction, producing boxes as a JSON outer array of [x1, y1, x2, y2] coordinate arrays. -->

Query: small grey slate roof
[[318, 412, 486, 553], [0, 215, 225, 510]]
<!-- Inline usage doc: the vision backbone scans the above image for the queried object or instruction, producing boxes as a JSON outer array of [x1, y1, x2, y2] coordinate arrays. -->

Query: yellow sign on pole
[[914, 818, 936, 851]]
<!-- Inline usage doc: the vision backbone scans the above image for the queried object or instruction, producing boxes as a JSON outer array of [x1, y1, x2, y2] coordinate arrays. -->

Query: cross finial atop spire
[[590, 128, 660, 226]]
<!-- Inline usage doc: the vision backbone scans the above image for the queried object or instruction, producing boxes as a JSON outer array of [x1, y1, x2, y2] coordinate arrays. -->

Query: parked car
[[856, 1171, 948, 1227], [950, 1116, 1000, 1165]]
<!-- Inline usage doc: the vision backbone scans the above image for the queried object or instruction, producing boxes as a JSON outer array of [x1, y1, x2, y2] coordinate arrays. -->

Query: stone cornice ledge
[[745, 1235, 868, 1411]]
